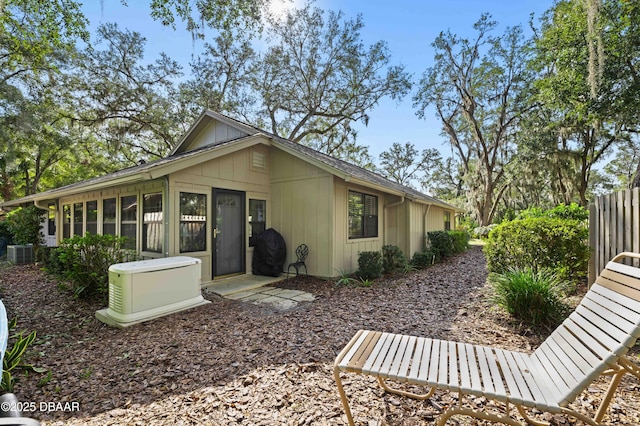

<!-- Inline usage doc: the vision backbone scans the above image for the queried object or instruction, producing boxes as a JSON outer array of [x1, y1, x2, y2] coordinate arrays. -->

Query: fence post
[[588, 203, 597, 287]]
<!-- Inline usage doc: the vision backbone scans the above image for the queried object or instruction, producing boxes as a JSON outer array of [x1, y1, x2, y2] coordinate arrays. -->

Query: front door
[[213, 189, 245, 278]]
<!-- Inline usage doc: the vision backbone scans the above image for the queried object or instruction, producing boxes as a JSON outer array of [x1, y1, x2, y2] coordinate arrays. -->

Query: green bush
[[489, 268, 571, 329], [381, 245, 406, 274], [484, 217, 589, 282], [0, 221, 13, 243], [411, 250, 435, 269], [5, 206, 44, 257], [2, 317, 46, 393], [516, 203, 588, 221], [356, 251, 383, 281], [53, 233, 137, 302], [427, 231, 453, 260], [449, 230, 469, 254]]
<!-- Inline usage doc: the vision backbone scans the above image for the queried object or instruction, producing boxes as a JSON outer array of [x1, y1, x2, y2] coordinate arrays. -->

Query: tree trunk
[[632, 160, 640, 188]]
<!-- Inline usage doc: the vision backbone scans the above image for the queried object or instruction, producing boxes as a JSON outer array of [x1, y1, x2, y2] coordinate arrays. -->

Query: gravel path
[[0, 246, 638, 425]]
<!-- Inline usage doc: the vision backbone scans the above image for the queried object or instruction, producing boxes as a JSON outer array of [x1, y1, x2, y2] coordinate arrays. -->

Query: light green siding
[[170, 144, 271, 282], [270, 149, 334, 277], [333, 178, 384, 275]]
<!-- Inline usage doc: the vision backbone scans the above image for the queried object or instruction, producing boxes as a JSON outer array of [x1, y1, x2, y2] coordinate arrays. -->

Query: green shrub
[[516, 203, 588, 221], [411, 250, 435, 269], [43, 246, 65, 275], [382, 245, 406, 274], [449, 230, 469, 254], [484, 217, 589, 282], [53, 233, 137, 302], [489, 268, 571, 329], [356, 251, 383, 281], [5, 206, 44, 257], [0, 221, 13, 243], [2, 317, 46, 393], [427, 231, 453, 260]]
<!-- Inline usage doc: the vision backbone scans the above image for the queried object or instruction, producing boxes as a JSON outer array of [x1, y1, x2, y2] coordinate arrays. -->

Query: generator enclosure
[[96, 256, 209, 328]]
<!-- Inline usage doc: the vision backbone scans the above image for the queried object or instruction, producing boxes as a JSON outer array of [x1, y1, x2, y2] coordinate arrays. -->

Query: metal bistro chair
[[287, 244, 308, 278]]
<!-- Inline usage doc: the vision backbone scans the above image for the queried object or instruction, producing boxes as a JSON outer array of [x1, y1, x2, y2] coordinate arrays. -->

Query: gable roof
[[1, 110, 461, 212], [181, 111, 460, 210]]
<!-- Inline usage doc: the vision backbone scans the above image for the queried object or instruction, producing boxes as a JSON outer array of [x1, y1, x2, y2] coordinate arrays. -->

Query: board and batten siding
[[333, 178, 384, 276], [180, 119, 249, 152], [385, 200, 451, 261], [270, 149, 334, 277], [383, 197, 409, 256], [169, 144, 271, 282]]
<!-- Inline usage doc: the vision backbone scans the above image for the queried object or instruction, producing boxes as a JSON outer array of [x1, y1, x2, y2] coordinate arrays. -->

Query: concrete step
[[205, 274, 285, 297]]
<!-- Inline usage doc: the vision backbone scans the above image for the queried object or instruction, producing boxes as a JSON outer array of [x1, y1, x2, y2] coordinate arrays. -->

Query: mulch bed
[[0, 246, 639, 425]]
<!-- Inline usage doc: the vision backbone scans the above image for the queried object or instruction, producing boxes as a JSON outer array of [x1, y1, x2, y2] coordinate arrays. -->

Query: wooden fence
[[589, 187, 640, 284]]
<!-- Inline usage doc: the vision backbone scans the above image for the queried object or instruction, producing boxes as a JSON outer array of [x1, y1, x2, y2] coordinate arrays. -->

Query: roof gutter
[[384, 196, 405, 210]]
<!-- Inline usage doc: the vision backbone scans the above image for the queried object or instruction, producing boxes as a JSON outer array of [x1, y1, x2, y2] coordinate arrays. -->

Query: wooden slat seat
[[333, 252, 640, 426]]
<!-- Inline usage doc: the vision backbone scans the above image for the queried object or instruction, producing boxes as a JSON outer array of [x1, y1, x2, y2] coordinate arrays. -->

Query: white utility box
[[96, 256, 210, 328]]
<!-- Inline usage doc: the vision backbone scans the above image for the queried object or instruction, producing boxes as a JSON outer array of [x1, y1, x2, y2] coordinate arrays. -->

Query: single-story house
[[0, 110, 461, 284]]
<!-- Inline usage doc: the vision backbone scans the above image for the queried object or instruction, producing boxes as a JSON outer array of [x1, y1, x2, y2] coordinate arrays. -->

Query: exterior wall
[[270, 150, 334, 277], [170, 144, 271, 282], [425, 205, 447, 232], [180, 119, 248, 152], [383, 196, 409, 256], [333, 178, 385, 276], [384, 200, 457, 261], [54, 143, 271, 285]]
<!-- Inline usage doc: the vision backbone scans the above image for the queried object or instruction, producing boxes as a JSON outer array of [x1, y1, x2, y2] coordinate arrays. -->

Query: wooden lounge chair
[[334, 252, 640, 426]]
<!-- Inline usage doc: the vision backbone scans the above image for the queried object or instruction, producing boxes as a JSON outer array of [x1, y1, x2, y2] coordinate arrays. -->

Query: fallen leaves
[[0, 247, 638, 425]]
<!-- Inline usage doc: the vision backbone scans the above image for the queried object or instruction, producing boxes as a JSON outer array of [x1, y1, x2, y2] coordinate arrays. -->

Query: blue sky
[[81, 0, 554, 160]]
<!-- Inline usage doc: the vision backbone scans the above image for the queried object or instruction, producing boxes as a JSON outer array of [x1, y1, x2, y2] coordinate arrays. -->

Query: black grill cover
[[252, 228, 287, 277]]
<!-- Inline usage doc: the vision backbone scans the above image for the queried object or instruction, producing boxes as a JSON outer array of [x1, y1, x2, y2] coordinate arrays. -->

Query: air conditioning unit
[[7, 245, 34, 264], [96, 256, 210, 328]]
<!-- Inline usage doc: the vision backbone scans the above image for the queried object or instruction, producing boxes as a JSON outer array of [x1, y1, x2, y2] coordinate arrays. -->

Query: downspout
[[163, 176, 170, 257], [383, 196, 405, 246], [423, 203, 433, 250], [33, 200, 50, 211]]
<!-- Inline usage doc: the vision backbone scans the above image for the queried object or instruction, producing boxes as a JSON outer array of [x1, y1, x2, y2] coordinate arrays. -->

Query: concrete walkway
[[204, 274, 315, 310]]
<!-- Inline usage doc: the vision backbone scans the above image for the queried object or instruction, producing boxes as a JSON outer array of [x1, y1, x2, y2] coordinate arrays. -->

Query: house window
[[47, 203, 56, 236], [180, 192, 206, 253], [73, 202, 83, 236], [444, 211, 451, 231], [348, 190, 378, 239], [121, 195, 137, 250], [62, 204, 71, 239], [103, 198, 116, 235], [86, 200, 98, 235], [143, 193, 163, 253], [248, 199, 266, 247]]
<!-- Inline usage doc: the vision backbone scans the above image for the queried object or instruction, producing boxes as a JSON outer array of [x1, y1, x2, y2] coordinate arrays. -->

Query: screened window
[[143, 193, 163, 253], [121, 195, 137, 250], [47, 203, 56, 236], [248, 199, 266, 247], [86, 201, 98, 235], [103, 198, 116, 235], [348, 190, 378, 239], [73, 202, 83, 236], [180, 192, 206, 253], [62, 204, 71, 239], [444, 211, 451, 231]]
